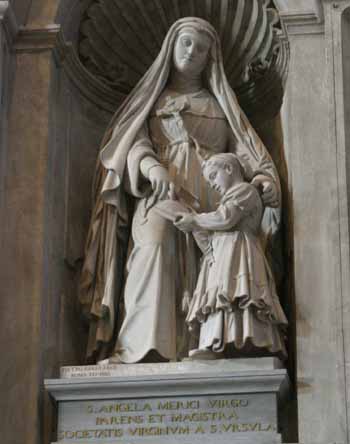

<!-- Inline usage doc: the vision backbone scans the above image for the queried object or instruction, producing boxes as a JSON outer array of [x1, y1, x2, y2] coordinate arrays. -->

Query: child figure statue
[[174, 153, 288, 360]]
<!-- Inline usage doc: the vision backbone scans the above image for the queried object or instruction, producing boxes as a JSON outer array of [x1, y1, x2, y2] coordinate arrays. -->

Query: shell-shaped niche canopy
[[77, 0, 289, 126]]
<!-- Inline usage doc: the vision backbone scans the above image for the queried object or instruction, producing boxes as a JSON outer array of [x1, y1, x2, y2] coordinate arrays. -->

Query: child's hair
[[202, 153, 244, 179]]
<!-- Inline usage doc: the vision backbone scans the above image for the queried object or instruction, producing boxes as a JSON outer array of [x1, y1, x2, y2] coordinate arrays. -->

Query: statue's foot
[[188, 348, 223, 360], [97, 355, 123, 365], [108, 354, 124, 364], [97, 358, 110, 366]]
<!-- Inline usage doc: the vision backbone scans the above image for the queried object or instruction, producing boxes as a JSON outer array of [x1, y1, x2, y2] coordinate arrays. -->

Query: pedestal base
[[45, 359, 289, 444]]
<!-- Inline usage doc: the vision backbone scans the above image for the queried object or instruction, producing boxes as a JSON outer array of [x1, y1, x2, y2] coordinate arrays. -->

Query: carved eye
[[182, 38, 192, 48], [209, 172, 217, 181]]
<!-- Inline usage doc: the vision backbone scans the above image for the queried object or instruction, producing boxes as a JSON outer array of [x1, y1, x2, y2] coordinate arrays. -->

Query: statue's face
[[173, 28, 212, 77], [203, 163, 233, 196]]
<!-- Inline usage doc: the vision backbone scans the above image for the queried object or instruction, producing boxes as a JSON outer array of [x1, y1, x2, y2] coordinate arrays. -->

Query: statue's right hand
[[148, 165, 173, 201]]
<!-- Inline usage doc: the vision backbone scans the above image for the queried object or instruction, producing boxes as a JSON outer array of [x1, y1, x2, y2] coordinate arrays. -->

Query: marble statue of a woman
[[79, 17, 282, 364]]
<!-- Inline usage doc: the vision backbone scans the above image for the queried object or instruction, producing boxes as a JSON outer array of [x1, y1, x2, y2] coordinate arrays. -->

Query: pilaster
[[0, 10, 62, 444], [279, 1, 350, 442], [324, 2, 350, 443]]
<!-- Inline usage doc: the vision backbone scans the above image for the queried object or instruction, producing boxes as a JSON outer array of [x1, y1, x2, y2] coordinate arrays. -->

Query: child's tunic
[[186, 182, 288, 357]]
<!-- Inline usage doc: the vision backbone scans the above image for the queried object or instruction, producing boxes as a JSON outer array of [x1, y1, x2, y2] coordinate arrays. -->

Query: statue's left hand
[[174, 213, 196, 232], [252, 176, 279, 208]]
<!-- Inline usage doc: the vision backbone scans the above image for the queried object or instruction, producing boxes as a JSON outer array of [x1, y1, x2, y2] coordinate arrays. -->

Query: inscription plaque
[[58, 394, 276, 442]]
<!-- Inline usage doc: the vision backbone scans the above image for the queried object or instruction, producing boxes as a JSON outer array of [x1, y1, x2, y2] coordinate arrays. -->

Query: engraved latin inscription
[[58, 395, 276, 441]]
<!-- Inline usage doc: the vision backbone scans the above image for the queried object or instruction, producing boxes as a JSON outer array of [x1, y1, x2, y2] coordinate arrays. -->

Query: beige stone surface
[[0, 51, 53, 444], [11, 0, 60, 26], [281, 8, 349, 443]]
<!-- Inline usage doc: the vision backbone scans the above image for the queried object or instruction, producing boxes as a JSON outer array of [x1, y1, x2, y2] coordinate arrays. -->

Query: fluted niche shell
[[77, 0, 288, 125]]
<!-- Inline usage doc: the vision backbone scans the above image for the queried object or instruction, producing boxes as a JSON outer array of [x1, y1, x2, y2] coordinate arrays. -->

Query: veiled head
[[173, 26, 214, 77]]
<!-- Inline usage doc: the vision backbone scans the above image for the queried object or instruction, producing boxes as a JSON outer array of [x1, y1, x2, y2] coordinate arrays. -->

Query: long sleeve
[[194, 201, 244, 231], [193, 183, 262, 234], [126, 125, 160, 198]]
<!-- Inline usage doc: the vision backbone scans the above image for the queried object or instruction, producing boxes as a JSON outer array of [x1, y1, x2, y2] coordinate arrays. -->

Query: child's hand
[[174, 213, 196, 232]]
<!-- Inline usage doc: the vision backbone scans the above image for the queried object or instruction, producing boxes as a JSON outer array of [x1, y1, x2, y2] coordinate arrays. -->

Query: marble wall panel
[[281, 23, 348, 444], [0, 49, 53, 444]]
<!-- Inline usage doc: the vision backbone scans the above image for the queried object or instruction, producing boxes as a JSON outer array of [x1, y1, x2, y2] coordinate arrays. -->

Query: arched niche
[[52, 0, 290, 260]]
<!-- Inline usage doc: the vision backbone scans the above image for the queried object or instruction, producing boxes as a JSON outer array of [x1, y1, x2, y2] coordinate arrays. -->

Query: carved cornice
[[279, 10, 324, 35], [0, 1, 61, 53], [274, 0, 324, 22], [45, 369, 289, 401], [0, 1, 19, 45], [14, 25, 61, 53], [274, 0, 326, 34]]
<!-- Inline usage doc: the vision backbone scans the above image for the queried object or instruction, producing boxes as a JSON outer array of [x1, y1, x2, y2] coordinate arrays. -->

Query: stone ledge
[[46, 371, 289, 401], [46, 360, 289, 402], [279, 11, 324, 35], [60, 358, 284, 379], [274, 0, 324, 22], [14, 25, 61, 52]]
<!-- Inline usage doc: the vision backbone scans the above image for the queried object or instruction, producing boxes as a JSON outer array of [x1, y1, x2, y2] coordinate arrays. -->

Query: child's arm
[[174, 202, 243, 232], [193, 202, 244, 231]]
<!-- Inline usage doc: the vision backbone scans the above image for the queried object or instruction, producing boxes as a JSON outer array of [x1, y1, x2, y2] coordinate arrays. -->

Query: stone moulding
[[14, 25, 61, 53], [0, 0, 61, 54], [274, 0, 324, 22], [279, 10, 325, 35], [45, 369, 289, 401]]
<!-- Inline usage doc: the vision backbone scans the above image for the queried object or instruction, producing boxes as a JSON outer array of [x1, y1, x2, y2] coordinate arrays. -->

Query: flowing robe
[[112, 88, 277, 363], [186, 183, 288, 358], [79, 17, 284, 363]]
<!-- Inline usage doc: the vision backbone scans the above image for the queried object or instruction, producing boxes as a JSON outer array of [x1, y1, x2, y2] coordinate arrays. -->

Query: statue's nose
[[187, 44, 195, 56]]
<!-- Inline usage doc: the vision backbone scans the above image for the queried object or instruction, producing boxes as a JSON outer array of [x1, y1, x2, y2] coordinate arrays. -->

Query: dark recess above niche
[[74, 0, 289, 126]]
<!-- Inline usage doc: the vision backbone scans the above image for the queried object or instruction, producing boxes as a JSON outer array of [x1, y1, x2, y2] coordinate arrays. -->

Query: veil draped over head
[[79, 17, 281, 361]]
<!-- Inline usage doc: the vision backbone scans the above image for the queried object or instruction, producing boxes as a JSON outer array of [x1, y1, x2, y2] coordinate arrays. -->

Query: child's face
[[203, 163, 234, 196]]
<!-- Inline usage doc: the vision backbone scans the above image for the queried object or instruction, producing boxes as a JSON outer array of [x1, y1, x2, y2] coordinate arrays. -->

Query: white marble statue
[[79, 17, 284, 364], [174, 153, 287, 360]]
